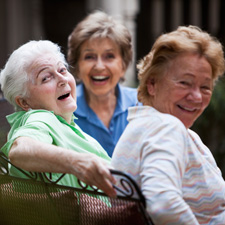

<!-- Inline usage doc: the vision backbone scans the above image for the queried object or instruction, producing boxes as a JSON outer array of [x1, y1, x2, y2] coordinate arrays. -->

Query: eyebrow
[[36, 67, 49, 78], [36, 61, 63, 78], [183, 73, 212, 81], [82, 48, 115, 53]]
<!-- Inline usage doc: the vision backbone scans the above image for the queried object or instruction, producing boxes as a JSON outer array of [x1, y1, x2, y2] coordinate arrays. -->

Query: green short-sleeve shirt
[[1, 109, 111, 188]]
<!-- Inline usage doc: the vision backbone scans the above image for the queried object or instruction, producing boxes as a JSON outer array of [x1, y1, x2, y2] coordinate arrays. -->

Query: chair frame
[[0, 153, 154, 225]]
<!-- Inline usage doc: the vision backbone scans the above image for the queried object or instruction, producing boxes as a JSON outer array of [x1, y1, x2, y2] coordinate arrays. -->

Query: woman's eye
[[84, 55, 95, 60], [105, 53, 115, 59], [180, 81, 190, 86], [59, 67, 67, 74], [201, 85, 211, 91], [42, 77, 48, 82], [41, 75, 52, 83]]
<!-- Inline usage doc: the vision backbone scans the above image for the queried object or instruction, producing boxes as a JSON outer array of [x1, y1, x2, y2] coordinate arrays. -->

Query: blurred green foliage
[[192, 76, 225, 177]]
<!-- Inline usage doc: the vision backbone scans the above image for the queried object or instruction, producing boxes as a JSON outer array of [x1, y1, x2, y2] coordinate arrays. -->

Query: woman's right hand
[[70, 153, 117, 198]]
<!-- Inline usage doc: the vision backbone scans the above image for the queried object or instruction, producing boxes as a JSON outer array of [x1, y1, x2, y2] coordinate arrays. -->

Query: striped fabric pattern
[[111, 106, 225, 225]]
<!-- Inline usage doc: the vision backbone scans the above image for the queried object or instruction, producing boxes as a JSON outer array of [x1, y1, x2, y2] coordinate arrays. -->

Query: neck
[[87, 92, 117, 128], [60, 113, 73, 124]]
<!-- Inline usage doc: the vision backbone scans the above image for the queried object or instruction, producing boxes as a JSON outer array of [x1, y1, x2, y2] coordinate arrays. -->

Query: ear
[[146, 77, 156, 96], [15, 96, 31, 111]]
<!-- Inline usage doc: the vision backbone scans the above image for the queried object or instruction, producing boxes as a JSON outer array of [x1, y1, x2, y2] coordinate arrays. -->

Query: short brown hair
[[137, 25, 225, 105], [67, 10, 132, 80]]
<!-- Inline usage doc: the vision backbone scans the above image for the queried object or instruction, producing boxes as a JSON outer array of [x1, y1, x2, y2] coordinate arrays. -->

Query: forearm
[[9, 136, 78, 174], [9, 136, 117, 197], [146, 191, 199, 225], [141, 130, 199, 224]]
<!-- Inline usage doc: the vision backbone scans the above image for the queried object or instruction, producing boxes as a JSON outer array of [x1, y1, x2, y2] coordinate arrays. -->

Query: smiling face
[[17, 53, 77, 123], [78, 38, 125, 99], [147, 53, 213, 128]]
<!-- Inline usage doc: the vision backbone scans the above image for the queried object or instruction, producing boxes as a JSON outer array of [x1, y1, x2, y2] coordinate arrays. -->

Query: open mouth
[[178, 105, 196, 112], [58, 93, 70, 100], [91, 76, 109, 82]]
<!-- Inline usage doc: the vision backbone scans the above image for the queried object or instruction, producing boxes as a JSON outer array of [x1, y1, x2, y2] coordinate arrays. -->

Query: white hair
[[0, 40, 67, 111]]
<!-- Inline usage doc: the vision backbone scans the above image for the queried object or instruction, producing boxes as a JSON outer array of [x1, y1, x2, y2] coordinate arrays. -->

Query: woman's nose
[[187, 88, 202, 102], [94, 58, 105, 70], [58, 74, 68, 86]]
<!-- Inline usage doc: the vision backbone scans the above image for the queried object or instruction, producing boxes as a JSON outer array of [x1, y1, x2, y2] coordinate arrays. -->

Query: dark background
[[1, 0, 225, 176]]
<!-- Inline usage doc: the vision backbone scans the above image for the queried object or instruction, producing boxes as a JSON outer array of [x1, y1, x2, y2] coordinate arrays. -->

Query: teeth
[[181, 106, 195, 112], [92, 76, 108, 80]]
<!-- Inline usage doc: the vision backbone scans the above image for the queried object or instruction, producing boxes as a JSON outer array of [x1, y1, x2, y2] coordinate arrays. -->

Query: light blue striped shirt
[[111, 106, 225, 225]]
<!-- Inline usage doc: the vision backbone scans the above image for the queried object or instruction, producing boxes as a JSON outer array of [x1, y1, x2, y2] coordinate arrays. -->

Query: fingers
[[71, 154, 117, 197], [91, 166, 117, 198], [83, 161, 117, 198]]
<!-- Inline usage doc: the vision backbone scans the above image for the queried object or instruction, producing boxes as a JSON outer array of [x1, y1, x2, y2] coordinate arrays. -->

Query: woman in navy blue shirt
[[67, 11, 139, 156]]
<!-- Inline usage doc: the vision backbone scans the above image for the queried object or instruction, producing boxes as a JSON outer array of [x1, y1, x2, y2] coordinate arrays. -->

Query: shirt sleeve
[[1, 121, 53, 157], [140, 120, 199, 224]]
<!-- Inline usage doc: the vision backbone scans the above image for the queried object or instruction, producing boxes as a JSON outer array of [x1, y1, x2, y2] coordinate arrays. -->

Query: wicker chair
[[0, 153, 154, 225]]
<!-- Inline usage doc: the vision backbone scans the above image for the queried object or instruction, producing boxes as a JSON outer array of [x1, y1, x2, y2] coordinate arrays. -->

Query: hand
[[71, 153, 117, 198]]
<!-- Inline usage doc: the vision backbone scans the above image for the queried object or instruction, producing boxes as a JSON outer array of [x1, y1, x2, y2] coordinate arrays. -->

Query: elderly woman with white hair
[[0, 40, 116, 197]]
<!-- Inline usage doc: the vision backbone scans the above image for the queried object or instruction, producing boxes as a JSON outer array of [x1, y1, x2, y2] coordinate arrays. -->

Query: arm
[[9, 136, 117, 197], [141, 122, 199, 224]]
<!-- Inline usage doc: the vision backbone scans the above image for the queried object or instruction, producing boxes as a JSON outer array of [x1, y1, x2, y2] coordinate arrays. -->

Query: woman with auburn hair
[[112, 26, 225, 224]]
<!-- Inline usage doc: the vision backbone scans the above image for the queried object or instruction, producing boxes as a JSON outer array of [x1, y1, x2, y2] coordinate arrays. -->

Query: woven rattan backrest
[[0, 152, 154, 225], [0, 173, 153, 225]]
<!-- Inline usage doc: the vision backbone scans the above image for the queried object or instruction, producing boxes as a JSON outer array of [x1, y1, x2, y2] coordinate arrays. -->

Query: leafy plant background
[[192, 76, 225, 177]]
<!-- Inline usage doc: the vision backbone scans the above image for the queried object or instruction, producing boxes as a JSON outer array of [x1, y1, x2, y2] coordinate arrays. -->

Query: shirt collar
[[75, 83, 91, 117], [7, 110, 77, 127], [75, 83, 131, 118]]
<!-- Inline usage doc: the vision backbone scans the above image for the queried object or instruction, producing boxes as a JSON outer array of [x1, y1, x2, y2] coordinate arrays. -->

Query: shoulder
[[118, 84, 140, 107], [127, 106, 188, 142], [119, 85, 137, 98], [4, 110, 56, 150], [187, 129, 211, 152], [187, 128, 201, 140], [112, 107, 189, 172], [129, 106, 185, 127], [75, 83, 89, 116], [24, 110, 59, 126], [76, 83, 85, 98]]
